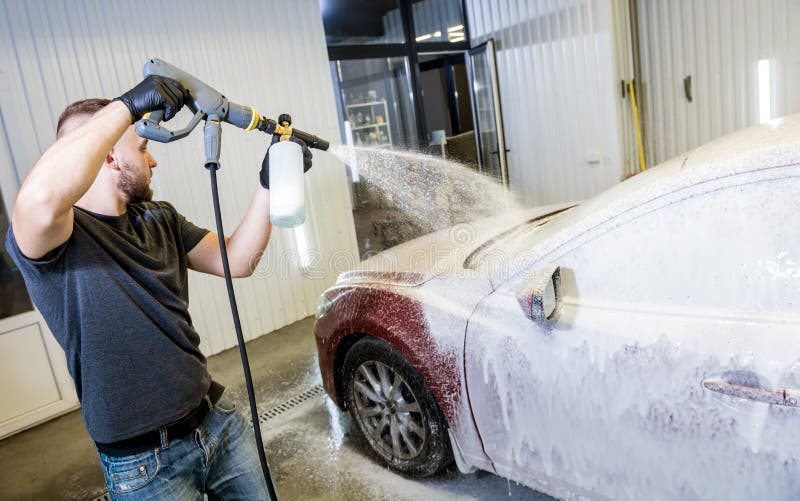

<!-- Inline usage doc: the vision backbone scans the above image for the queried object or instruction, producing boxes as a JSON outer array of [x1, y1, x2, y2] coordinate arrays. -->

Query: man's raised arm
[[12, 76, 185, 259]]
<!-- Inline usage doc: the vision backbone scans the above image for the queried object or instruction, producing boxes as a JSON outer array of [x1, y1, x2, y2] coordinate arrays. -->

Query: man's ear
[[104, 148, 120, 170]]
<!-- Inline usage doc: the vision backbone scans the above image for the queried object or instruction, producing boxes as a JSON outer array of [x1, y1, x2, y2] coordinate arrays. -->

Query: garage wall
[[0, 0, 357, 355], [637, 0, 800, 165], [465, 0, 631, 207]]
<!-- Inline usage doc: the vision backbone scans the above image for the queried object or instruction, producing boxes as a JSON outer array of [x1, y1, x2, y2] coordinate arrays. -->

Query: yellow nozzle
[[275, 122, 293, 142]]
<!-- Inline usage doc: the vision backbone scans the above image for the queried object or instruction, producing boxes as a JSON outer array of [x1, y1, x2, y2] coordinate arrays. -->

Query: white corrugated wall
[[637, 0, 800, 165], [0, 0, 357, 356], [465, 0, 631, 207]]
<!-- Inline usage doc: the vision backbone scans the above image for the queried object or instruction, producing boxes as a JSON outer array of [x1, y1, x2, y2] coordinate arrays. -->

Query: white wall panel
[[637, 0, 800, 165], [466, 0, 630, 206], [0, 0, 357, 356]]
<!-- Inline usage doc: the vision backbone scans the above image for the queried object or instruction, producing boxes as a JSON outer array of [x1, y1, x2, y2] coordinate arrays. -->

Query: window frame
[[325, 0, 471, 144]]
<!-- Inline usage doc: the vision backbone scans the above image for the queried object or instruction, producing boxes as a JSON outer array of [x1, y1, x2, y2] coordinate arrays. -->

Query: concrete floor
[[0, 317, 553, 500]]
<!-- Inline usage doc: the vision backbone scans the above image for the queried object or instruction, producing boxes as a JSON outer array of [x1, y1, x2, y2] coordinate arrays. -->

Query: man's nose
[[147, 151, 157, 168]]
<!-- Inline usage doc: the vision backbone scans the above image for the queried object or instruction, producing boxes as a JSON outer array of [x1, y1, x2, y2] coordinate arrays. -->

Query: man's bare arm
[[12, 75, 186, 260], [11, 102, 132, 259], [187, 188, 272, 278], [187, 138, 313, 278]]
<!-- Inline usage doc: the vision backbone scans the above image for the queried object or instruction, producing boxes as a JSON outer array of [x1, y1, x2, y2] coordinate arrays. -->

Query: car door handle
[[703, 377, 800, 407]]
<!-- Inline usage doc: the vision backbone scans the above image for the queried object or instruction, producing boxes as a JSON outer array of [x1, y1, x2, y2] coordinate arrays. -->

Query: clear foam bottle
[[268, 140, 306, 228]]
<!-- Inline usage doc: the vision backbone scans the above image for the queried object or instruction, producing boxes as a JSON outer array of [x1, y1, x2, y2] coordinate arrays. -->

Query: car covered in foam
[[314, 117, 800, 500]]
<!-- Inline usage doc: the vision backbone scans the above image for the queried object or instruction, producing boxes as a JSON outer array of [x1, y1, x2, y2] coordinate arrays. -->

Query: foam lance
[[133, 58, 329, 228]]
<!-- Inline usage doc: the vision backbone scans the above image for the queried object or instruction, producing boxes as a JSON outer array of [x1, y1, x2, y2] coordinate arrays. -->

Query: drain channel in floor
[[253, 384, 325, 425]]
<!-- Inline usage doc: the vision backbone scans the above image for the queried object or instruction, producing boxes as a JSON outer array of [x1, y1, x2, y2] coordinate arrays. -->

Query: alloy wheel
[[352, 360, 426, 460]]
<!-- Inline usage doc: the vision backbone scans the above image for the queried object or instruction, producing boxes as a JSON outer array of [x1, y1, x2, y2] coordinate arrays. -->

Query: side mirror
[[516, 263, 562, 327]]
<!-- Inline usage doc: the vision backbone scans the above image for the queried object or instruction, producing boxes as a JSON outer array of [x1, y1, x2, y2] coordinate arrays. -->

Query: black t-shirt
[[6, 201, 212, 443]]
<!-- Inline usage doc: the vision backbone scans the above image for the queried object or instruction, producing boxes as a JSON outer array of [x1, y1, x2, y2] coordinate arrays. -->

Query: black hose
[[206, 162, 278, 500]]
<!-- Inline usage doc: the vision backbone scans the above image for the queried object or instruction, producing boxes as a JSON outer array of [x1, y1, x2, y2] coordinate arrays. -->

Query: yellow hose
[[628, 80, 647, 172]]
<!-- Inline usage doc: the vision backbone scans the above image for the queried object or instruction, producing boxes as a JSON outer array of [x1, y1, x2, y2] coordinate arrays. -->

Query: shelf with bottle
[[351, 122, 390, 131], [345, 101, 387, 109], [346, 109, 388, 128], [354, 140, 392, 149], [345, 98, 393, 148], [353, 126, 391, 147]]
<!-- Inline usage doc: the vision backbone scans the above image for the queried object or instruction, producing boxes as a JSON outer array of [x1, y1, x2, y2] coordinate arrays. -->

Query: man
[[6, 75, 311, 499]]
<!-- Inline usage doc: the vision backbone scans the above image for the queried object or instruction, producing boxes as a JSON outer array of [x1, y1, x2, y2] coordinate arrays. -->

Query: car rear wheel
[[343, 337, 453, 476]]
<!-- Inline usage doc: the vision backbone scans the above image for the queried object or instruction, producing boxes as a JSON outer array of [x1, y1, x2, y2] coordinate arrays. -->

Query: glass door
[[332, 57, 425, 259], [469, 39, 509, 186]]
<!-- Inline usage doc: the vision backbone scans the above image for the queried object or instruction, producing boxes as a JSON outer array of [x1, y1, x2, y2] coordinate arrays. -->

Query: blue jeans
[[97, 392, 268, 500]]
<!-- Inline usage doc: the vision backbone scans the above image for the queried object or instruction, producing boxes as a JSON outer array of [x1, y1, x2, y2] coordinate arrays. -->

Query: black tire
[[342, 337, 453, 477]]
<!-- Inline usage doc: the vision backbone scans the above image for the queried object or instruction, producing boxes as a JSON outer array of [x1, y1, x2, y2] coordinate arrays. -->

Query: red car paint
[[314, 284, 462, 425]]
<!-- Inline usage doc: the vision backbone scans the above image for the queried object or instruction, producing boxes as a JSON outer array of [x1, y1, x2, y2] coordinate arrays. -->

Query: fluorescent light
[[295, 225, 311, 268], [415, 33, 432, 42], [433, 30, 441, 37], [758, 59, 771, 123], [447, 24, 464, 32], [449, 36, 465, 43], [448, 31, 465, 39]]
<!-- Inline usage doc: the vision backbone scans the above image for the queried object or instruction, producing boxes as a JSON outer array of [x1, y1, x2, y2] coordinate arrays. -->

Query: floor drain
[[254, 385, 325, 424]]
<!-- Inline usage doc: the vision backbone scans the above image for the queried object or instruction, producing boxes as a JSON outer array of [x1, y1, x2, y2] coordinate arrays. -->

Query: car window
[[554, 173, 800, 314], [464, 206, 575, 269]]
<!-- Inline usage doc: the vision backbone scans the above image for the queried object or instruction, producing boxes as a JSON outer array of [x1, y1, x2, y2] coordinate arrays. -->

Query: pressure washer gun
[[134, 58, 330, 160], [135, 58, 327, 228]]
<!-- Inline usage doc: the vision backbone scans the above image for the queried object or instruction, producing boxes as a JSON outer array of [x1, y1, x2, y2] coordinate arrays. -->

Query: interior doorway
[[417, 53, 478, 166]]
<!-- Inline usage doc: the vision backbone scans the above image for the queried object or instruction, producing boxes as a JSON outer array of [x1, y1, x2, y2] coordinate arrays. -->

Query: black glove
[[113, 75, 186, 123], [259, 136, 313, 190]]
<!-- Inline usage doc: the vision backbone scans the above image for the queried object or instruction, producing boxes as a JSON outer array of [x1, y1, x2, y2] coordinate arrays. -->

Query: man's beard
[[117, 161, 153, 203]]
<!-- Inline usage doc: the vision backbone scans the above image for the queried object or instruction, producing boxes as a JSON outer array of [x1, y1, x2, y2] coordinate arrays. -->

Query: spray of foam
[[330, 145, 519, 232]]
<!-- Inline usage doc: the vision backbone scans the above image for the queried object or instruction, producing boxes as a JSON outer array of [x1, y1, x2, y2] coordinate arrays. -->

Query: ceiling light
[[447, 24, 464, 32], [416, 33, 432, 42]]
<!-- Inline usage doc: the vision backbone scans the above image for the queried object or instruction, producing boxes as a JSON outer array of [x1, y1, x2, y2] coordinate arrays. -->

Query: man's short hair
[[56, 98, 111, 138]]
